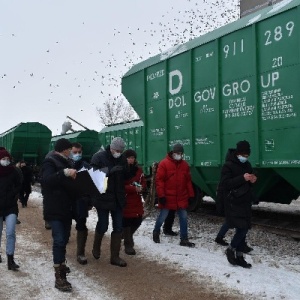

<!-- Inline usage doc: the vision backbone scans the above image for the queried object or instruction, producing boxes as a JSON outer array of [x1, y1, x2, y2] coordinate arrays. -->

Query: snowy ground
[[0, 191, 299, 299]]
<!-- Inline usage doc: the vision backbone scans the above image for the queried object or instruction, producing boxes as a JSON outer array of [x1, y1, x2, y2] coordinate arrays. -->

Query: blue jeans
[[49, 220, 72, 264], [154, 208, 188, 240], [230, 228, 248, 252], [0, 214, 17, 255], [95, 205, 123, 234]]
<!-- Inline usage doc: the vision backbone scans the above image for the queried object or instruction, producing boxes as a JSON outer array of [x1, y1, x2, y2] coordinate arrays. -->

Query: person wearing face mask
[[69, 142, 92, 265], [90, 137, 129, 267], [153, 143, 195, 247], [122, 149, 146, 255], [40, 138, 77, 292], [219, 140, 257, 269], [0, 148, 22, 271]]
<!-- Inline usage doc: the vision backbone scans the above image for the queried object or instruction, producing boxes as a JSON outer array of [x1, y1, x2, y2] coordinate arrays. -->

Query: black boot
[[242, 243, 253, 254], [163, 210, 177, 236], [225, 247, 237, 265], [110, 232, 127, 267], [153, 231, 160, 243], [236, 253, 252, 268], [7, 255, 20, 271], [77, 229, 88, 264], [92, 231, 104, 259], [54, 264, 72, 292], [0, 254, 2, 263], [215, 236, 229, 246], [123, 227, 136, 255], [180, 239, 195, 248]]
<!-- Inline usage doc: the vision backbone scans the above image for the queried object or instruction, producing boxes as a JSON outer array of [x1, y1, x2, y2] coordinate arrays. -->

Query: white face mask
[[237, 155, 248, 163], [172, 153, 182, 161], [112, 152, 121, 159], [0, 159, 10, 167], [71, 153, 82, 162]]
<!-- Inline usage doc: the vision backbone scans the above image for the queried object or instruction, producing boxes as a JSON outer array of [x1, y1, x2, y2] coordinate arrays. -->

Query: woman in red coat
[[123, 149, 146, 255], [153, 144, 195, 247]]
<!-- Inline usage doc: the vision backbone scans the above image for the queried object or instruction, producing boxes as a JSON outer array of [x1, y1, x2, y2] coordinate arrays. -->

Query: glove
[[188, 197, 194, 205], [159, 197, 167, 205]]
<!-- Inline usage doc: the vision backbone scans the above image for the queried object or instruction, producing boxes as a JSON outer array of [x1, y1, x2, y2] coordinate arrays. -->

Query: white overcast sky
[[0, 0, 238, 135]]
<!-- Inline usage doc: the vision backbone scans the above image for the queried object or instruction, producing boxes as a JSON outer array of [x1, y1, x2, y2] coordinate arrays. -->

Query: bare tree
[[96, 95, 138, 126]]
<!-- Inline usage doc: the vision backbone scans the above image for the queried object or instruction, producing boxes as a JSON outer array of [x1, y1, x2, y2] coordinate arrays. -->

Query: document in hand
[[74, 169, 108, 196]]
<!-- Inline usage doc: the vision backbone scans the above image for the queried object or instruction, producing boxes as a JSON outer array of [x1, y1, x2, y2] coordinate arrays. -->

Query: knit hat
[[54, 138, 72, 152], [236, 140, 251, 155], [0, 149, 11, 160], [172, 143, 184, 153], [124, 149, 137, 158], [110, 137, 125, 152]]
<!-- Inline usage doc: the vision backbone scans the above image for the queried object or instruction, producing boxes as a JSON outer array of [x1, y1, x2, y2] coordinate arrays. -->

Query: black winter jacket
[[0, 167, 22, 217], [91, 145, 128, 210], [41, 151, 75, 221], [221, 149, 255, 229]]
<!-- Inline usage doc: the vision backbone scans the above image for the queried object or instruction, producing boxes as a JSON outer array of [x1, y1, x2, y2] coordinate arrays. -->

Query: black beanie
[[124, 149, 137, 158], [54, 138, 72, 152], [173, 143, 184, 153], [236, 140, 251, 155]]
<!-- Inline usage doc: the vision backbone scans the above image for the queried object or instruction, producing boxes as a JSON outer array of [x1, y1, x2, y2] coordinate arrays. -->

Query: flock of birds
[[1, 0, 239, 131]]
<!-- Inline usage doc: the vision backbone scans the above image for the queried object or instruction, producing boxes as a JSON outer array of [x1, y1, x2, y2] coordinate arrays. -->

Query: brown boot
[[92, 231, 104, 259], [123, 227, 136, 255], [77, 229, 88, 265], [110, 232, 127, 267], [54, 264, 72, 292]]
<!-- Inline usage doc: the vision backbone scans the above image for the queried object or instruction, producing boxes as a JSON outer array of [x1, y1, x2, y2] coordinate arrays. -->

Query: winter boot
[[180, 239, 195, 248], [236, 252, 252, 268], [163, 229, 178, 236], [92, 231, 104, 260], [110, 232, 127, 267], [225, 247, 237, 265], [242, 243, 253, 254], [7, 255, 20, 271], [123, 227, 136, 255], [215, 236, 229, 246], [77, 229, 88, 265], [54, 264, 72, 292], [61, 261, 71, 274], [153, 231, 160, 243]]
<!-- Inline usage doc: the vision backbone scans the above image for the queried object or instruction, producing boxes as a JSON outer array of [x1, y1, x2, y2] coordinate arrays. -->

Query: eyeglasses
[[72, 151, 82, 154]]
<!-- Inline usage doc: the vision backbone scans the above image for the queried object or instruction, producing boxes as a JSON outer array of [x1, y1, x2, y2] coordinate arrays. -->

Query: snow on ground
[[1, 191, 300, 299]]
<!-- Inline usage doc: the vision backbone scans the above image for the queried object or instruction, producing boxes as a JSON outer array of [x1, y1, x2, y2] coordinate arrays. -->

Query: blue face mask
[[237, 155, 248, 163], [71, 153, 82, 162]]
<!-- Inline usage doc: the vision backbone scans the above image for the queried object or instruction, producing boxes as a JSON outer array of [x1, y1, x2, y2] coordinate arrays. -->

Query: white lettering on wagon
[[169, 70, 183, 95], [222, 80, 250, 97], [147, 69, 165, 81]]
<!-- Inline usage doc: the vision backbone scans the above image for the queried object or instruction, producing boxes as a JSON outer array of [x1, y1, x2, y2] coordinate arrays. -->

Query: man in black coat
[[69, 142, 91, 265], [41, 138, 77, 292], [221, 140, 257, 268], [90, 137, 128, 267]]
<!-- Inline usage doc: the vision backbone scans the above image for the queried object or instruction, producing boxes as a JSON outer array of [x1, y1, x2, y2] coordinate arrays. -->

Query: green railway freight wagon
[[98, 120, 144, 166], [50, 130, 102, 162], [122, 0, 300, 205], [0, 122, 52, 165]]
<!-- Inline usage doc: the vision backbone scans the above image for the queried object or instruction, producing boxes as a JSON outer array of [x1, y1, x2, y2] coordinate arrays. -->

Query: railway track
[[195, 200, 300, 241]]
